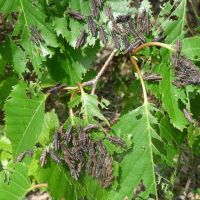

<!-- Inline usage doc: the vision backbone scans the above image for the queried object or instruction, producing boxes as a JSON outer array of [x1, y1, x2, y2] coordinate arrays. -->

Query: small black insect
[[30, 26, 44, 45], [40, 150, 48, 167], [98, 142, 106, 155], [83, 124, 99, 132], [137, 10, 146, 31], [144, 14, 150, 35], [106, 135, 124, 147], [15, 152, 26, 162], [111, 30, 121, 49], [47, 84, 65, 94], [53, 132, 60, 151], [105, 4, 114, 21], [64, 125, 73, 143], [67, 10, 85, 21], [124, 39, 142, 54], [50, 149, 62, 164], [128, 20, 145, 42], [121, 34, 130, 49], [88, 15, 97, 37], [96, 0, 103, 9], [153, 35, 166, 42], [183, 109, 195, 123], [99, 25, 108, 44], [75, 29, 87, 48], [116, 14, 131, 23], [112, 21, 122, 34], [176, 40, 182, 55], [91, 0, 100, 19], [143, 74, 162, 82]]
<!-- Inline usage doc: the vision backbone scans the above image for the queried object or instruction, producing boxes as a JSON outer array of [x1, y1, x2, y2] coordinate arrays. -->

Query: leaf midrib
[[15, 96, 45, 155]]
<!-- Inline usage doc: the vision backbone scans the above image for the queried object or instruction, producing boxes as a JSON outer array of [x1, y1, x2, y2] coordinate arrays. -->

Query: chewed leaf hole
[[136, 114, 142, 120]]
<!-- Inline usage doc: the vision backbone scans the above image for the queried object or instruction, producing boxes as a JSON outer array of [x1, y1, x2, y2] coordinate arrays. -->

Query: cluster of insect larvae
[[68, 0, 162, 53], [171, 40, 200, 87], [40, 124, 124, 188], [0, 12, 18, 43]]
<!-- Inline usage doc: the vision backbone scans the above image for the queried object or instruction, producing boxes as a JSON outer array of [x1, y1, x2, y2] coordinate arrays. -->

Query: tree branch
[[91, 49, 117, 94]]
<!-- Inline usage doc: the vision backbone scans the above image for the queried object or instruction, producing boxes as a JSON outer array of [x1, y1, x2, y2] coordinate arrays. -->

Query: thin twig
[[30, 183, 48, 191], [131, 57, 148, 104], [91, 49, 117, 94], [131, 42, 175, 54]]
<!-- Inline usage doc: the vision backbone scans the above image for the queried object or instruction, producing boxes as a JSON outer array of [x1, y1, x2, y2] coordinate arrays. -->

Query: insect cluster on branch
[[40, 124, 125, 188], [67, 0, 164, 53], [171, 41, 200, 87]]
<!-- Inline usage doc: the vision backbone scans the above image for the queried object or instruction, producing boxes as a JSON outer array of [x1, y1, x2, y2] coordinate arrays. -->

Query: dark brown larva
[[75, 29, 86, 48], [183, 109, 195, 123], [121, 34, 130, 49], [112, 21, 122, 34], [105, 4, 114, 21], [145, 14, 151, 35], [91, 0, 100, 19], [116, 14, 131, 23], [49, 149, 62, 164], [30, 26, 44, 45], [111, 30, 121, 49], [128, 20, 145, 42], [53, 132, 60, 151], [143, 74, 162, 82], [67, 10, 85, 21], [88, 15, 97, 37], [40, 150, 48, 167], [99, 25, 108, 44], [124, 39, 142, 54], [96, 0, 103, 9], [106, 135, 124, 147]]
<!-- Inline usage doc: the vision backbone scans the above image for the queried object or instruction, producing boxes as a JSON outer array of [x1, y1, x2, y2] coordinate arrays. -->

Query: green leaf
[[80, 89, 109, 125], [0, 163, 31, 200], [47, 50, 86, 86], [161, 0, 187, 43], [0, 75, 18, 109], [30, 151, 85, 200], [81, 174, 108, 200], [0, 0, 17, 14], [38, 110, 59, 146], [4, 82, 45, 158], [13, 0, 58, 76], [159, 63, 188, 130], [0, 136, 11, 153], [0, 40, 27, 75], [109, 103, 166, 200], [182, 36, 200, 61], [159, 117, 179, 166]]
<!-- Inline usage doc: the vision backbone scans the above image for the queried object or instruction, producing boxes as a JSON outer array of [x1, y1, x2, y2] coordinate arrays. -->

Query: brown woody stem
[[132, 42, 175, 54], [131, 57, 148, 104], [30, 183, 48, 191]]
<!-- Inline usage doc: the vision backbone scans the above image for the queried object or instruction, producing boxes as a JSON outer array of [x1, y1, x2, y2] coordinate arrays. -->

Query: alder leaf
[[29, 152, 85, 200], [157, 0, 188, 130], [108, 103, 166, 200], [159, 62, 188, 130], [182, 36, 200, 61], [38, 110, 59, 146], [0, 0, 17, 13], [0, 163, 31, 200], [4, 82, 45, 158], [161, 0, 187, 43], [0, 40, 26, 75], [80, 89, 109, 125], [13, 0, 58, 76]]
